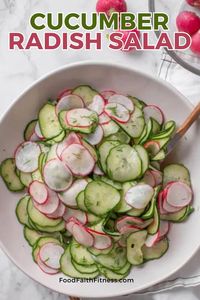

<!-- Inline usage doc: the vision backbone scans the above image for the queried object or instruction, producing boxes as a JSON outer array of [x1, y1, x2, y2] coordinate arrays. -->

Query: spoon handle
[[69, 297, 80, 300], [177, 102, 200, 137]]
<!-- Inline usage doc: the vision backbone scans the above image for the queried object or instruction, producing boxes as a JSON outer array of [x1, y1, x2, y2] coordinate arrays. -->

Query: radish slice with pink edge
[[144, 141, 160, 157], [150, 170, 163, 186], [84, 125, 104, 146], [116, 216, 144, 232], [35, 122, 44, 139], [72, 223, 94, 247], [63, 207, 87, 225], [87, 229, 112, 250], [58, 179, 88, 207], [39, 243, 64, 269], [166, 181, 193, 208], [15, 142, 41, 173], [108, 94, 134, 112], [66, 108, 98, 128], [61, 144, 95, 176], [88, 95, 105, 115], [43, 158, 73, 192], [29, 181, 48, 204], [99, 113, 110, 125], [93, 163, 104, 176], [158, 221, 170, 240], [29, 132, 39, 142], [65, 219, 76, 234], [101, 90, 115, 100], [57, 88, 72, 100], [143, 170, 156, 187], [119, 225, 141, 235], [33, 189, 59, 214], [125, 184, 154, 209], [36, 255, 59, 275], [56, 95, 84, 115], [144, 105, 164, 125], [105, 103, 130, 123], [56, 132, 81, 158], [145, 233, 159, 247], [158, 192, 168, 215], [162, 195, 183, 213], [46, 201, 66, 219]]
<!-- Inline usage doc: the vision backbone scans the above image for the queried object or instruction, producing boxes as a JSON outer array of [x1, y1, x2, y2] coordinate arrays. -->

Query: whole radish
[[176, 11, 200, 35], [96, 0, 127, 17], [190, 30, 200, 54], [117, 29, 141, 52], [186, 0, 200, 7]]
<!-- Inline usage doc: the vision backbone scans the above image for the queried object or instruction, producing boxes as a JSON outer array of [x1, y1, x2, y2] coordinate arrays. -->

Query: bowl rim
[[0, 61, 197, 298]]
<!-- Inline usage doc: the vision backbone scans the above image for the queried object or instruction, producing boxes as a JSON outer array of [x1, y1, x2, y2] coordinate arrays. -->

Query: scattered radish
[[144, 105, 164, 125], [88, 95, 105, 115], [39, 243, 64, 269], [87, 228, 112, 250], [145, 233, 159, 247], [29, 181, 48, 204], [63, 207, 87, 225], [143, 170, 156, 187], [56, 132, 81, 159], [186, 0, 200, 7], [105, 102, 130, 123], [59, 179, 88, 207], [166, 181, 193, 207], [84, 125, 104, 145], [108, 94, 134, 112], [99, 112, 110, 125], [101, 90, 115, 100], [176, 11, 200, 36], [72, 223, 94, 247], [57, 88, 72, 100], [15, 142, 41, 173], [93, 163, 104, 175], [37, 254, 59, 275], [33, 189, 59, 215], [116, 216, 144, 232], [191, 29, 200, 54], [56, 95, 84, 115], [46, 201, 66, 219], [96, 0, 127, 17], [125, 184, 154, 209]]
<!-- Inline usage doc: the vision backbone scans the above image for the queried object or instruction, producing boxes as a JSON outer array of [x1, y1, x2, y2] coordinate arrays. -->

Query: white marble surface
[[0, 0, 200, 299]]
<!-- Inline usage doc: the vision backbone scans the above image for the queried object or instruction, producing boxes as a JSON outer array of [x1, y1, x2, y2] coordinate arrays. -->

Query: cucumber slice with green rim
[[0, 158, 25, 192], [16, 195, 31, 226], [142, 238, 169, 261], [32, 236, 61, 261], [87, 213, 101, 225], [70, 239, 95, 266], [95, 244, 127, 271], [127, 230, 147, 265], [139, 118, 153, 144], [163, 164, 191, 187], [60, 247, 99, 278], [114, 182, 136, 213], [24, 226, 62, 246], [142, 186, 161, 219], [72, 260, 98, 274], [95, 175, 122, 190], [160, 206, 193, 222], [46, 144, 58, 162], [84, 181, 120, 216], [106, 129, 131, 144], [46, 131, 66, 145], [24, 119, 37, 141], [152, 150, 166, 161], [128, 96, 146, 110], [88, 244, 113, 256], [76, 191, 87, 212], [107, 144, 142, 182], [58, 111, 68, 130], [117, 106, 145, 138], [147, 206, 160, 234], [32, 170, 43, 182], [27, 198, 62, 228], [82, 140, 98, 162], [152, 122, 176, 140], [72, 85, 99, 106], [102, 120, 119, 137], [35, 220, 65, 233], [39, 103, 63, 139], [127, 207, 145, 217], [98, 140, 120, 173], [152, 119, 161, 134], [98, 265, 130, 280], [134, 145, 149, 175]]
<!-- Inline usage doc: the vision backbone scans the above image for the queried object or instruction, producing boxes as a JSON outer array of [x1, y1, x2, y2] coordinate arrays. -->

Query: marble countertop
[[0, 0, 200, 299]]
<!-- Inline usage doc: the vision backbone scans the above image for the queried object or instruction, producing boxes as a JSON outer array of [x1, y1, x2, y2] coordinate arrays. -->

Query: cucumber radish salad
[[0, 85, 194, 280]]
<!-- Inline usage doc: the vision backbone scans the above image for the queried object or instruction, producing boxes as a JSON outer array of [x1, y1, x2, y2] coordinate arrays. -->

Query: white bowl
[[0, 62, 200, 298]]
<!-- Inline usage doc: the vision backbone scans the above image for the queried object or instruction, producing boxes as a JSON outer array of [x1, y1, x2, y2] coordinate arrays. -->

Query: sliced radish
[[35, 122, 44, 139], [87, 229, 112, 250], [56, 132, 81, 159], [57, 88, 72, 100], [143, 170, 156, 187], [29, 181, 48, 204], [125, 184, 154, 209], [33, 189, 59, 215], [151, 170, 163, 186], [61, 144, 95, 176], [39, 243, 64, 269], [166, 182, 193, 208], [105, 103, 130, 123], [144, 105, 164, 125], [46, 201, 66, 219], [93, 163, 104, 176], [59, 179, 88, 207], [119, 225, 140, 235], [158, 221, 170, 240], [36, 255, 59, 275], [43, 159, 72, 192], [144, 141, 160, 157], [29, 132, 39, 142], [15, 142, 41, 173], [63, 208, 87, 225], [162, 195, 183, 213], [99, 113, 110, 125], [145, 233, 159, 247], [66, 108, 97, 128], [116, 216, 144, 232], [158, 192, 168, 215], [108, 94, 134, 112], [56, 95, 84, 115], [118, 236, 127, 248], [84, 125, 103, 145], [72, 223, 94, 247], [65, 219, 77, 234], [88, 95, 105, 115], [101, 90, 115, 100]]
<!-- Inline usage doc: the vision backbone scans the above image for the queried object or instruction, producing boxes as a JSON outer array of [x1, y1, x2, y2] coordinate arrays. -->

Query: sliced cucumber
[[128, 96, 146, 110], [127, 207, 145, 217], [127, 230, 147, 265], [106, 129, 131, 144], [98, 265, 130, 280], [87, 213, 101, 225], [19, 171, 32, 187], [85, 181, 120, 216], [16, 195, 31, 226], [32, 169, 43, 182], [101, 120, 120, 137], [72, 85, 98, 106], [139, 118, 153, 144], [143, 238, 169, 261], [88, 244, 113, 256], [152, 149, 166, 161], [46, 144, 58, 162], [160, 206, 193, 222], [35, 221, 65, 233], [60, 247, 99, 278], [39, 103, 63, 139], [98, 140, 120, 173], [70, 239, 95, 266], [0, 158, 24, 192], [24, 119, 37, 141], [134, 145, 149, 175], [72, 260, 98, 274], [142, 186, 161, 219], [95, 175, 122, 190], [114, 182, 136, 213], [147, 206, 160, 234], [163, 164, 191, 187], [24, 226, 46, 246], [82, 140, 98, 162], [107, 144, 142, 182], [76, 191, 87, 212]]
